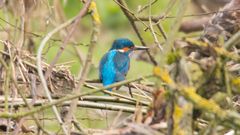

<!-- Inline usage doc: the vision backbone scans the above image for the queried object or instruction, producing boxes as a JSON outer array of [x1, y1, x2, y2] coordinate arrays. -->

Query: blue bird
[[99, 38, 148, 95]]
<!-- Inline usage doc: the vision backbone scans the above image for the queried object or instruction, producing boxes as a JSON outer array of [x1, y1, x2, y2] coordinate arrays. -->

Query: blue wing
[[99, 50, 130, 89], [99, 50, 117, 87]]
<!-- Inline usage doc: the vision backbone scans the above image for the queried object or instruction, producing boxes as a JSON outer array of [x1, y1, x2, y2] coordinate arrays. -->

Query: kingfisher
[[99, 38, 148, 95]]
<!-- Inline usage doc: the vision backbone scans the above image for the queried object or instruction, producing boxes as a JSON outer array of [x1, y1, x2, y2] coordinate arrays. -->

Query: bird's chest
[[113, 52, 130, 74]]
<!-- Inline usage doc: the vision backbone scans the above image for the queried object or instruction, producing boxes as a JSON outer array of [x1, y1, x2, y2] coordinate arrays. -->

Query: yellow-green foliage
[[166, 51, 181, 64], [153, 67, 173, 85]]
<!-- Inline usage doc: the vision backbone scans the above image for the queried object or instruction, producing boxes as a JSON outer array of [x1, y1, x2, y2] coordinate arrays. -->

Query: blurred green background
[[44, 0, 180, 76]]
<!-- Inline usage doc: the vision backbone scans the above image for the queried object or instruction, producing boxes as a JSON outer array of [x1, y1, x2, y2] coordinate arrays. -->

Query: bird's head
[[110, 38, 148, 53]]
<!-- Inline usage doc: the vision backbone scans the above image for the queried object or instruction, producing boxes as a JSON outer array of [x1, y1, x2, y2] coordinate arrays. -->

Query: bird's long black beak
[[133, 46, 149, 50]]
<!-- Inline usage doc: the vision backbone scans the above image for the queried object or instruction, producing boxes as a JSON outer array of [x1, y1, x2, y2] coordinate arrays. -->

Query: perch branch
[[0, 98, 147, 114], [0, 74, 152, 118], [84, 83, 150, 106], [0, 96, 149, 106]]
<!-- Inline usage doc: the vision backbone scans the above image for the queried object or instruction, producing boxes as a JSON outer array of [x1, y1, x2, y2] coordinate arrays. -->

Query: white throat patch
[[117, 49, 125, 53]]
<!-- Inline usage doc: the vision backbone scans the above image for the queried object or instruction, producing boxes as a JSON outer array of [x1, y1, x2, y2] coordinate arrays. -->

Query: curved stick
[[37, 17, 76, 135]]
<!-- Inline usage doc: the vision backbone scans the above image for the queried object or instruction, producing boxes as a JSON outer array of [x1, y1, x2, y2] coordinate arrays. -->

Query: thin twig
[[148, 0, 163, 51], [135, 8, 240, 22], [44, 0, 92, 80], [17, 0, 25, 49], [116, 0, 158, 66], [131, 83, 152, 101], [160, 0, 190, 65], [0, 17, 86, 46], [137, 0, 158, 13], [156, 23, 167, 40]]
